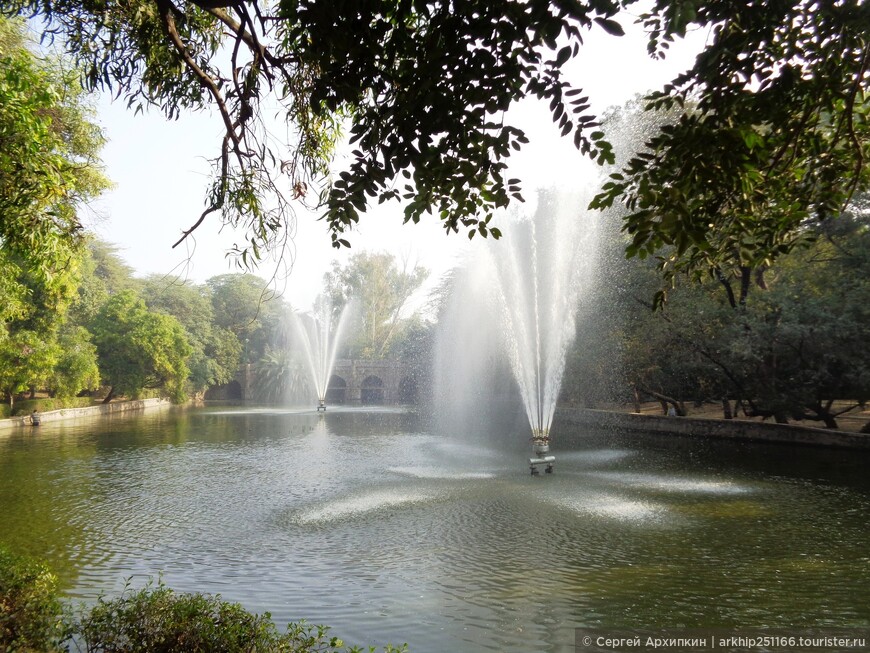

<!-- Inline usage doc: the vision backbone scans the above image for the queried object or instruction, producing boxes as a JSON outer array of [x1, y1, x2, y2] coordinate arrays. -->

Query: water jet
[[433, 189, 598, 472], [292, 299, 352, 412], [489, 191, 594, 472]]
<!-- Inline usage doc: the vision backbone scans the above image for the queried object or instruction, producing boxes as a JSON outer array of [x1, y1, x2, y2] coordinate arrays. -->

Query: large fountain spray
[[489, 192, 589, 473], [292, 300, 352, 411], [434, 189, 595, 473]]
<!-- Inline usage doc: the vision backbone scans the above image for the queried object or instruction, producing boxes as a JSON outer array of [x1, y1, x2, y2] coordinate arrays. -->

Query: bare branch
[[172, 135, 230, 248], [155, 0, 241, 154]]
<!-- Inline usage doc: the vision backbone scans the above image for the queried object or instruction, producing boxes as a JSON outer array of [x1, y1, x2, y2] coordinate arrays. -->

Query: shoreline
[[558, 407, 870, 450], [3, 398, 867, 449], [0, 398, 171, 430]]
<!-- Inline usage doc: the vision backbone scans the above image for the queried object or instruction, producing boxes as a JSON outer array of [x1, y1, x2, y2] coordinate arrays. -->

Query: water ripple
[[587, 471, 753, 495], [292, 488, 441, 524], [2, 409, 869, 653]]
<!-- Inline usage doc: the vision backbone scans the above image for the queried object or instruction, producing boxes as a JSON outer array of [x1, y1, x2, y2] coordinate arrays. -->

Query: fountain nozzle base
[[529, 455, 555, 476], [316, 399, 326, 412]]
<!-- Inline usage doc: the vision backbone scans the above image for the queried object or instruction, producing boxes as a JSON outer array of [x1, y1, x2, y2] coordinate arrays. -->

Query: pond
[[1, 405, 869, 652]]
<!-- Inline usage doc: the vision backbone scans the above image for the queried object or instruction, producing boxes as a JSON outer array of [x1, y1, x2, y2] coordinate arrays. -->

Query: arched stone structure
[[360, 375, 384, 404], [398, 376, 418, 404], [218, 360, 415, 404], [204, 365, 250, 400], [326, 374, 348, 404], [328, 359, 407, 404]]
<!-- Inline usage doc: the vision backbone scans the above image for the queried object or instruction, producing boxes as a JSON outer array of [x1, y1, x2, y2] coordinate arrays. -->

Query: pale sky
[[85, 12, 707, 311]]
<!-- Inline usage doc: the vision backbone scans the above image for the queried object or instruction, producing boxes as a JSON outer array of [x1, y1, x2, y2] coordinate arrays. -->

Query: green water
[[1, 405, 868, 652]]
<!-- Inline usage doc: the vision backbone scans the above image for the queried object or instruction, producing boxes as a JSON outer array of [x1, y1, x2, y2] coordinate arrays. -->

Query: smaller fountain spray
[[292, 299, 352, 412]]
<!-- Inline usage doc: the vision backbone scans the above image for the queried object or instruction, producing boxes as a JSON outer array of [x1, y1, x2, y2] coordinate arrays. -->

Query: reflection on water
[[1, 406, 869, 653], [389, 466, 497, 480], [293, 488, 442, 524], [585, 471, 752, 495]]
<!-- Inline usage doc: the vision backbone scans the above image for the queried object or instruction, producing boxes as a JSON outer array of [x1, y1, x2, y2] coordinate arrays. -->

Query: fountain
[[434, 188, 597, 473], [291, 298, 352, 411]]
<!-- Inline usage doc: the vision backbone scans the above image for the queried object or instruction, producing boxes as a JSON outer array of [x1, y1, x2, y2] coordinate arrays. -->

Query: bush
[[10, 397, 95, 417], [75, 582, 285, 653], [0, 544, 65, 652], [1, 547, 407, 653], [74, 582, 408, 653]]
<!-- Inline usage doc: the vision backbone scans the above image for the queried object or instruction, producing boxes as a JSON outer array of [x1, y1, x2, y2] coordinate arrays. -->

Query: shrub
[[1, 547, 408, 653], [0, 544, 65, 652], [74, 582, 408, 653], [75, 582, 284, 653], [10, 397, 94, 417]]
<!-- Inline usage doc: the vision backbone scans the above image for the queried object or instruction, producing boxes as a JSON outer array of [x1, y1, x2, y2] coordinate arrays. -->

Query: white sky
[[85, 12, 707, 311]]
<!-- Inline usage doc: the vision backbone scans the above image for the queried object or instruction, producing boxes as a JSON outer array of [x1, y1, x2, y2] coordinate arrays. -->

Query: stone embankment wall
[[0, 398, 171, 430], [557, 408, 870, 450]]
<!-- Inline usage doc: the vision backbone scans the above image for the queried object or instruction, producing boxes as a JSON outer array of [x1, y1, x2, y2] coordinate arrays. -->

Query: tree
[[4, 1, 865, 285], [0, 331, 61, 409], [0, 16, 108, 281], [49, 326, 100, 399], [67, 238, 140, 328], [730, 210, 870, 427], [90, 291, 192, 403], [609, 205, 870, 426], [206, 274, 285, 364], [0, 18, 108, 406], [619, 278, 737, 416], [323, 252, 427, 359], [251, 348, 309, 403], [140, 276, 241, 393], [0, 233, 84, 408]]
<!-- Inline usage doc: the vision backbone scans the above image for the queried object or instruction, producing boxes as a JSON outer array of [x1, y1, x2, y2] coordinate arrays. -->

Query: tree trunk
[[715, 268, 737, 309], [632, 386, 641, 413], [755, 266, 768, 291], [738, 266, 751, 308], [722, 397, 733, 419], [821, 400, 839, 429], [102, 387, 115, 404], [637, 385, 685, 416]]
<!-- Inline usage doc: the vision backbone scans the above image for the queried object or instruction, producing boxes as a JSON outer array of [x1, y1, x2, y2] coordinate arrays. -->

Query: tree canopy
[[580, 202, 870, 428], [0, 16, 108, 406], [590, 0, 870, 297], [324, 251, 427, 359], [0, 16, 108, 282], [1, 0, 867, 288], [90, 291, 192, 403]]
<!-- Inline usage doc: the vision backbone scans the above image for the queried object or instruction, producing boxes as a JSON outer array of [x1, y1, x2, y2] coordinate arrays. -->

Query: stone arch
[[360, 375, 384, 405], [398, 376, 418, 404], [204, 379, 242, 400], [326, 375, 347, 404]]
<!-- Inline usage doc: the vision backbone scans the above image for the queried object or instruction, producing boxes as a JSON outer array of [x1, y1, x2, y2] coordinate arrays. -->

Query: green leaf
[[593, 17, 625, 36]]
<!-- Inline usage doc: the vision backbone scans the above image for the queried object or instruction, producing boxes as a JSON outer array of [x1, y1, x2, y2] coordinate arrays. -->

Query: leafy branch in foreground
[[3, 0, 620, 263], [591, 0, 870, 305], [5, 0, 866, 291]]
